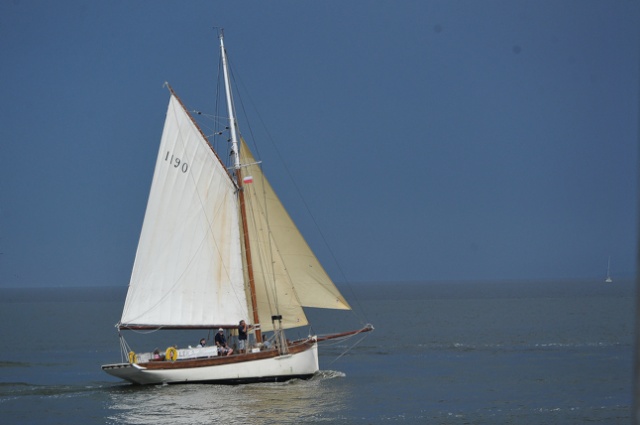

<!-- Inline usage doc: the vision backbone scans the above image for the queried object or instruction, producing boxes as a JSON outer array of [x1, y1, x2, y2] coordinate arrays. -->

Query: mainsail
[[120, 94, 248, 329]]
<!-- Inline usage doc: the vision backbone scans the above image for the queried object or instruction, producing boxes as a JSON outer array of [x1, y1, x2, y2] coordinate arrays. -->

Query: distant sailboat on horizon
[[605, 256, 613, 283]]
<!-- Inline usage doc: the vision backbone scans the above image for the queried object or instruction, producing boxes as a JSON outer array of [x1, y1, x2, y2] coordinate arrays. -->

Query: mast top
[[219, 32, 241, 172]]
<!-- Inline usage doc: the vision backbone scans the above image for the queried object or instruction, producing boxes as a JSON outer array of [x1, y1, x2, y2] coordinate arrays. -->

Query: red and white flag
[[243, 176, 254, 184]]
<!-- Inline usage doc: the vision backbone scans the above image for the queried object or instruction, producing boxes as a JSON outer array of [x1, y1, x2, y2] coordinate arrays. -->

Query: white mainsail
[[120, 94, 248, 328]]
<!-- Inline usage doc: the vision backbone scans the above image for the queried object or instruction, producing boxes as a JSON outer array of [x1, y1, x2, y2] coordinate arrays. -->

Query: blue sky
[[0, 1, 637, 287]]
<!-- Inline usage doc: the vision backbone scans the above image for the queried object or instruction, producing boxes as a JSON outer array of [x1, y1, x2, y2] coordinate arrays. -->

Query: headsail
[[120, 93, 249, 329], [239, 139, 351, 331]]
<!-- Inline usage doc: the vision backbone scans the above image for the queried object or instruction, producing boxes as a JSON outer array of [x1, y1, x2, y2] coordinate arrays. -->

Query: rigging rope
[[324, 332, 372, 366]]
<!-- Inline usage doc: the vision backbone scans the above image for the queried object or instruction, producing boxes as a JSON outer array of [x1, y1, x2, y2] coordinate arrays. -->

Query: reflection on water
[[106, 371, 348, 425]]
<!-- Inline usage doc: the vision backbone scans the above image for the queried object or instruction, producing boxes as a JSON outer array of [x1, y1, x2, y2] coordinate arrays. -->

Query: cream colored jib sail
[[102, 33, 372, 385], [239, 139, 350, 331]]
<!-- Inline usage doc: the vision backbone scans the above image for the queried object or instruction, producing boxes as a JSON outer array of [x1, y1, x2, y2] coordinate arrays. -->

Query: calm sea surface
[[0, 280, 634, 424]]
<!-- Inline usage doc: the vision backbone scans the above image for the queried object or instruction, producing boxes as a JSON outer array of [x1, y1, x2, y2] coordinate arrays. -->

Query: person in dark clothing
[[238, 320, 252, 353], [214, 328, 233, 356]]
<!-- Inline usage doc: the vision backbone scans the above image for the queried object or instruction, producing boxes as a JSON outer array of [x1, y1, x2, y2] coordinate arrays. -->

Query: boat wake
[[313, 369, 346, 380]]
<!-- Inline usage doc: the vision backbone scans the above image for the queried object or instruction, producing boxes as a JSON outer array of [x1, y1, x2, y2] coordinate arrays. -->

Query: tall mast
[[219, 32, 262, 342], [220, 33, 241, 172]]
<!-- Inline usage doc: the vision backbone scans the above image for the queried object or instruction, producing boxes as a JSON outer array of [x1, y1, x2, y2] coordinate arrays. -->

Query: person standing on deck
[[238, 320, 252, 354]]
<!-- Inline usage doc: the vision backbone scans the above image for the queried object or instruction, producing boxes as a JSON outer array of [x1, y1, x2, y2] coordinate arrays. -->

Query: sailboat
[[605, 256, 613, 283], [101, 33, 373, 385]]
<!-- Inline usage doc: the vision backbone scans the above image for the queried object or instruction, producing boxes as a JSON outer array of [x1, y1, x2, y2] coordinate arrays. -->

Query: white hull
[[102, 342, 319, 385]]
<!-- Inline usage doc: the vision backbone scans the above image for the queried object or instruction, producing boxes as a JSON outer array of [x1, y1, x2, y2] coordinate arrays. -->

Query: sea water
[[0, 280, 634, 424]]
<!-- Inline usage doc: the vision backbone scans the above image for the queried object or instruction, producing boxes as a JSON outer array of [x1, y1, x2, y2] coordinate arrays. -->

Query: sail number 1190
[[165, 151, 189, 173]]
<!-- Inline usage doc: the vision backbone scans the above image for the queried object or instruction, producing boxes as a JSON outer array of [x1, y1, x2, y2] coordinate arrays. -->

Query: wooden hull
[[102, 340, 319, 385]]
